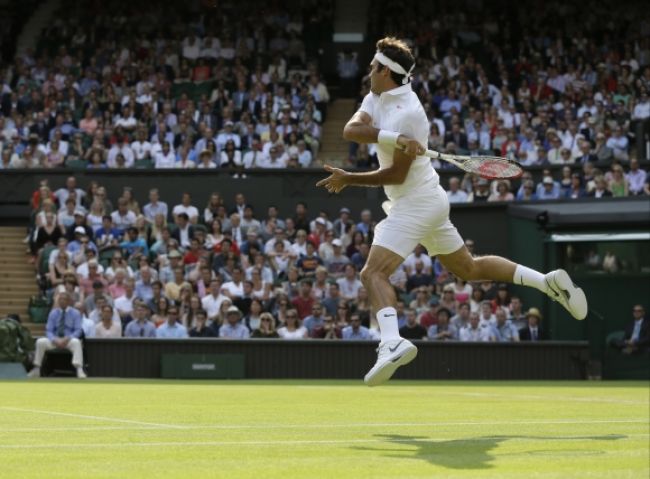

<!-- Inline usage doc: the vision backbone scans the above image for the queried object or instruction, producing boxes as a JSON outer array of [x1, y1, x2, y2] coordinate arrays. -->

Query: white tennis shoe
[[364, 338, 418, 387], [544, 269, 588, 320]]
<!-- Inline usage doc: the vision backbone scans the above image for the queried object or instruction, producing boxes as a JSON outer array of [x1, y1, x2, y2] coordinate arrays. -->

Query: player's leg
[[361, 243, 418, 386], [359, 244, 404, 341], [437, 245, 588, 320]]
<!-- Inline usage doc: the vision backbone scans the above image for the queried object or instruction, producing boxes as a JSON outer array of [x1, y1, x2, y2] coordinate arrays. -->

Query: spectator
[[626, 159, 647, 196], [143, 189, 168, 224], [342, 313, 372, 340], [336, 264, 363, 301], [609, 305, 649, 354], [427, 308, 458, 341], [277, 309, 308, 339], [492, 309, 520, 342], [94, 304, 122, 338], [201, 279, 227, 323], [219, 306, 250, 339], [519, 308, 544, 341], [447, 176, 469, 203], [28, 293, 86, 378], [189, 310, 217, 338], [399, 309, 427, 340], [459, 312, 491, 342], [124, 302, 157, 338], [156, 306, 188, 339], [251, 312, 280, 338]]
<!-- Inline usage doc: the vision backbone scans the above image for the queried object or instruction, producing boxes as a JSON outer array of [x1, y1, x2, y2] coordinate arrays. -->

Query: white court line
[[432, 391, 649, 406], [0, 407, 184, 429], [0, 418, 646, 433], [0, 434, 648, 450]]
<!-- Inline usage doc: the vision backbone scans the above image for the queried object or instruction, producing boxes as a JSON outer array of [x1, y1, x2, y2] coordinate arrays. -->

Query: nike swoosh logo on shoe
[[388, 340, 404, 353], [545, 279, 560, 300]]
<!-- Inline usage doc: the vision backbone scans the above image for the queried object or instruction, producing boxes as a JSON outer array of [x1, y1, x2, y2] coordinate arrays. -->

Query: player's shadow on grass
[[352, 433, 626, 470]]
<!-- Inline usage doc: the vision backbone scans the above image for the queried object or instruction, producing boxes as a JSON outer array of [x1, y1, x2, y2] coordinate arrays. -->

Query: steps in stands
[[318, 98, 357, 166], [0, 226, 43, 336]]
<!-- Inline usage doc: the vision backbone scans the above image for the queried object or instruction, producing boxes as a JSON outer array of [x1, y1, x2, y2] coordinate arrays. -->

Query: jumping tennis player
[[317, 37, 588, 386]]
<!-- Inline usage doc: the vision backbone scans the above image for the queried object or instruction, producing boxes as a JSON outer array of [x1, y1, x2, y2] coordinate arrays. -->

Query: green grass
[[0, 380, 648, 478]]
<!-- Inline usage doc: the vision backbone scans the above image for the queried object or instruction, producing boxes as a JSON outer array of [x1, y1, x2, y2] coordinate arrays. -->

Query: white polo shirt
[[359, 83, 437, 201]]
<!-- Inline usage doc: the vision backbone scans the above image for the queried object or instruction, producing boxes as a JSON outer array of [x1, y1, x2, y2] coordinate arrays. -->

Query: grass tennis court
[[0, 380, 648, 478]]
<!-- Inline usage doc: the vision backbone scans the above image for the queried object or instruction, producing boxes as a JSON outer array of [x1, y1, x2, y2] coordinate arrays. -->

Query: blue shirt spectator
[[156, 321, 189, 338], [45, 306, 82, 341]]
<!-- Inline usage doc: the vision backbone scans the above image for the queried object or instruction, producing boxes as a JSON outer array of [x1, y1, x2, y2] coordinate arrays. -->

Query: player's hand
[[397, 135, 426, 156], [316, 164, 349, 194]]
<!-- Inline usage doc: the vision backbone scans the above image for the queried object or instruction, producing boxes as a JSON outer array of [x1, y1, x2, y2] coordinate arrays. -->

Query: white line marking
[[0, 434, 647, 450], [434, 391, 648, 405], [0, 418, 646, 433], [0, 407, 184, 429]]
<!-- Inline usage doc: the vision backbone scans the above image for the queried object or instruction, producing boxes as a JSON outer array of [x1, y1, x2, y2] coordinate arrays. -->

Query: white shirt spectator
[[114, 293, 135, 316], [115, 115, 137, 130], [54, 188, 85, 208], [336, 277, 363, 300], [447, 190, 468, 203], [76, 261, 105, 280], [131, 140, 152, 160], [277, 326, 308, 339], [107, 144, 135, 168], [460, 325, 491, 341], [403, 252, 433, 275], [222, 280, 244, 298], [632, 99, 650, 120], [111, 210, 137, 230], [143, 201, 168, 222], [242, 150, 269, 168], [154, 150, 176, 168], [201, 293, 228, 320], [172, 204, 199, 222]]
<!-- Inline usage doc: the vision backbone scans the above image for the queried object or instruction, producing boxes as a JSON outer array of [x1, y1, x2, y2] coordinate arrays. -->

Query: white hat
[[332, 238, 343, 247], [74, 226, 86, 235]]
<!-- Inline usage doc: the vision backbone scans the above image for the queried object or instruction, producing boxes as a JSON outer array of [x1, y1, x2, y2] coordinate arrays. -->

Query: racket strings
[[465, 156, 522, 179]]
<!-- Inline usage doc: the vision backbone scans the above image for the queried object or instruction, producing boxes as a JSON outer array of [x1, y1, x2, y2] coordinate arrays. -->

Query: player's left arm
[[316, 146, 415, 193]]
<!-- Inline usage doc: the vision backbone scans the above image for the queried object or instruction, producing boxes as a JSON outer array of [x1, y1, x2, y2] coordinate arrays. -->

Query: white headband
[[374, 51, 415, 85]]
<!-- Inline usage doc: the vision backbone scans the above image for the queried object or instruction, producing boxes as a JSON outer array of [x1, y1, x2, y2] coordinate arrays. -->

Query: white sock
[[513, 264, 547, 293], [377, 307, 401, 343]]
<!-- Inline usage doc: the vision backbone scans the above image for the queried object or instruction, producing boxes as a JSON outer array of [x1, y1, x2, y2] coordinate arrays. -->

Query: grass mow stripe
[[0, 418, 646, 433], [0, 434, 648, 450]]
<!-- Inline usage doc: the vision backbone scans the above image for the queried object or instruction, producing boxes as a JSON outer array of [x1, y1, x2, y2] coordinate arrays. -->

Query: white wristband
[[377, 130, 400, 146]]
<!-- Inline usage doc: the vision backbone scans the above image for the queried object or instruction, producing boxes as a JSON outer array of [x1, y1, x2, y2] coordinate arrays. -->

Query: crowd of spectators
[[352, 0, 650, 199], [0, 0, 332, 172], [29, 177, 545, 342]]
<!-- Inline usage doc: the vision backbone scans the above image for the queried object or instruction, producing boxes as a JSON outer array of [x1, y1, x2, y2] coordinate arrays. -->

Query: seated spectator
[[488, 181, 514, 202], [336, 264, 363, 301], [189, 310, 217, 338], [447, 176, 468, 203], [291, 280, 315, 320], [399, 309, 427, 340], [277, 309, 308, 339], [626, 159, 646, 196], [312, 315, 342, 339], [28, 293, 86, 378], [251, 312, 280, 338], [172, 193, 199, 224], [519, 308, 544, 341], [156, 306, 189, 339], [406, 260, 432, 293], [459, 312, 491, 342], [120, 227, 149, 260], [303, 303, 326, 335], [201, 278, 227, 323], [588, 176, 613, 198], [296, 241, 323, 278], [492, 309, 520, 342], [94, 304, 122, 338], [427, 307, 458, 340], [537, 176, 561, 200], [342, 313, 372, 340], [564, 173, 587, 199], [609, 305, 648, 354], [219, 306, 250, 339]]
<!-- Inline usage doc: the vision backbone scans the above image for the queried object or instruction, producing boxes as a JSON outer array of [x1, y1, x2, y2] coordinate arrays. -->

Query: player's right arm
[[343, 111, 423, 156], [342, 110, 379, 145]]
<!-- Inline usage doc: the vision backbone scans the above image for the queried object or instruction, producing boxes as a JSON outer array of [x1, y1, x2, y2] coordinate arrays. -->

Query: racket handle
[[424, 149, 441, 160]]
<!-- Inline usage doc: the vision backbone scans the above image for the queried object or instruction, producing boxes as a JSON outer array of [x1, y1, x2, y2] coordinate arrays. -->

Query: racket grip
[[425, 149, 441, 160]]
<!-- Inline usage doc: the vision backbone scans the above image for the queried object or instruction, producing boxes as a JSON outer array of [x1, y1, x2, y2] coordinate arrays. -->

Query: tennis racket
[[423, 149, 523, 179]]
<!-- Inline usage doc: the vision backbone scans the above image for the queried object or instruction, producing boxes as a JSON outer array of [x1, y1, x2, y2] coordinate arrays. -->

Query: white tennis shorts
[[372, 184, 464, 259]]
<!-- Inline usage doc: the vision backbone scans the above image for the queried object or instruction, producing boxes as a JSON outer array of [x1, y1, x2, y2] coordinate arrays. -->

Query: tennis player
[[317, 37, 588, 386]]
